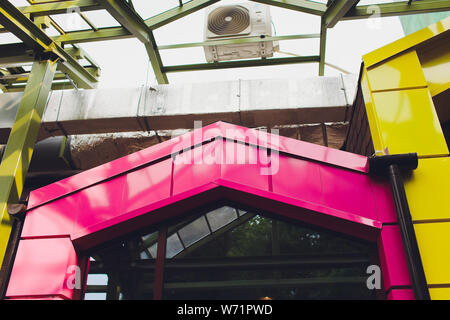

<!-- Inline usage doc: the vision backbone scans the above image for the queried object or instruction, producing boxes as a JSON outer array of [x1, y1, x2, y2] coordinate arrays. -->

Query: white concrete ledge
[[0, 75, 357, 144]]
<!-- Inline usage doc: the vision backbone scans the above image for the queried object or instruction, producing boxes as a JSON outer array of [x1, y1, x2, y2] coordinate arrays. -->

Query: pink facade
[[6, 121, 411, 299]]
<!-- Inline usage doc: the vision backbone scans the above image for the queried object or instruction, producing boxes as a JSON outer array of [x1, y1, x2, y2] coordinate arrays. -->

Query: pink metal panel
[[122, 158, 172, 216], [22, 195, 79, 238], [217, 121, 369, 173], [217, 184, 380, 242], [377, 225, 412, 290], [72, 183, 221, 250], [74, 175, 126, 238], [27, 122, 369, 209], [370, 177, 398, 224], [320, 165, 378, 222], [387, 289, 415, 300], [172, 141, 221, 196], [27, 123, 224, 209], [6, 237, 80, 300], [220, 140, 269, 191], [271, 155, 323, 204], [12, 121, 408, 300]]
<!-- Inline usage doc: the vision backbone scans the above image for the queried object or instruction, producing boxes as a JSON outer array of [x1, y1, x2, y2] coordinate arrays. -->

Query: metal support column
[[0, 58, 57, 271], [319, 22, 327, 76], [153, 227, 167, 300]]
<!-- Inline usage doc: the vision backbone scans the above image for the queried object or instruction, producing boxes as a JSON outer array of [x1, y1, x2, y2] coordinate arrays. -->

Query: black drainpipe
[[369, 153, 430, 300]]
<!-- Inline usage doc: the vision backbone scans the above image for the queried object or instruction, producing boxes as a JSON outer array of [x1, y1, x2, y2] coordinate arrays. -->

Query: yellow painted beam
[[370, 88, 448, 156], [361, 16, 450, 300], [0, 59, 56, 268], [362, 49, 449, 157], [366, 51, 428, 92], [418, 37, 450, 97], [363, 16, 450, 69]]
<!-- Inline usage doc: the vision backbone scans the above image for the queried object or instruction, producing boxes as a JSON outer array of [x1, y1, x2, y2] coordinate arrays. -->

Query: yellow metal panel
[[366, 51, 427, 92], [429, 288, 450, 300], [360, 67, 384, 154], [371, 88, 449, 156], [0, 213, 12, 265], [404, 157, 450, 222], [414, 222, 450, 285], [363, 16, 450, 68], [419, 40, 450, 96]]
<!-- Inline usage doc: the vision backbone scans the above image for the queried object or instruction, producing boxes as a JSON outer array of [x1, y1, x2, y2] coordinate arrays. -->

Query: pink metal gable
[[6, 121, 413, 300]]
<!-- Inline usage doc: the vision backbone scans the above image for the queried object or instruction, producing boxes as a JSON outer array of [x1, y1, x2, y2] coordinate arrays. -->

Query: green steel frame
[[3, 0, 447, 88], [1, 0, 450, 289], [0, 58, 57, 271]]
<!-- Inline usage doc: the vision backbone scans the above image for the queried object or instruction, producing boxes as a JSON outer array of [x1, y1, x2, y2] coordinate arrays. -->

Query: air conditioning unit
[[204, 3, 277, 62]]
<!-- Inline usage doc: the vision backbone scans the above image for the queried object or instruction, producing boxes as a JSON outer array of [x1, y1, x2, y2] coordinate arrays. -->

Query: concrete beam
[[0, 75, 357, 144]]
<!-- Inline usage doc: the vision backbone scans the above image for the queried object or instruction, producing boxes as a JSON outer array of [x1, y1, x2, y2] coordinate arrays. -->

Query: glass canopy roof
[[0, 0, 449, 91]]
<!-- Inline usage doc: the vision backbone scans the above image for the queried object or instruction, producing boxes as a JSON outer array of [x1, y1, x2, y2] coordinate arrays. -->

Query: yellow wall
[[362, 17, 450, 299]]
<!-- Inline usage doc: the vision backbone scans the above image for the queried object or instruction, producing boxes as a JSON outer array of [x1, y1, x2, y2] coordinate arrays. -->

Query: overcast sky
[[4, 0, 406, 89]]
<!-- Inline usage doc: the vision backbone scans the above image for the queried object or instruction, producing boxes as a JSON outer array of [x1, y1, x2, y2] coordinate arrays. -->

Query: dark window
[[84, 205, 380, 300]]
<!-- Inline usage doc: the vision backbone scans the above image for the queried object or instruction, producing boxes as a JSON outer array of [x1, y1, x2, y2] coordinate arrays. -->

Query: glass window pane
[[141, 231, 158, 259], [206, 206, 238, 232], [177, 215, 211, 248], [238, 209, 247, 216], [81, 10, 121, 28], [163, 211, 376, 300], [142, 231, 158, 242], [149, 243, 158, 258], [87, 273, 108, 286], [165, 233, 184, 258], [84, 292, 107, 300], [140, 251, 150, 260], [50, 13, 92, 32]]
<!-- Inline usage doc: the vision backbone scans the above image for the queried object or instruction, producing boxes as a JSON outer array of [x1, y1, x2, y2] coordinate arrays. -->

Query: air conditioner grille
[[207, 5, 250, 36]]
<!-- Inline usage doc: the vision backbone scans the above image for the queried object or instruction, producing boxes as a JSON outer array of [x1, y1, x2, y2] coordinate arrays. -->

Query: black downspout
[[369, 153, 430, 300]]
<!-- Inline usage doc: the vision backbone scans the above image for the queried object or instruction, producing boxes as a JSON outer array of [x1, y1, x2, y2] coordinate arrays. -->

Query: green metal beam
[[57, 54, 98, 88], [17, 0, 101, 17], [319, 22, 327, 76], [96, 0, 168, 84], [0, 0, 99, 88], [248, 0, 327, 16], [343, 0, 450, 20], [323, 0, 359, 28], [2, 81, 75, 92], [145, 0, 220, 30], [0, 0, 53, 50], [0, 43, 34, 66], [0, 71, 70, 83], [158, 33, 321, 50], [38, 1, 450, 47], [96, 0, 150, 43], [0, 58, 56, 273], [52, 27, 132, 44], [163, 55, 320, 73], [64, 45, 101, 77]]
